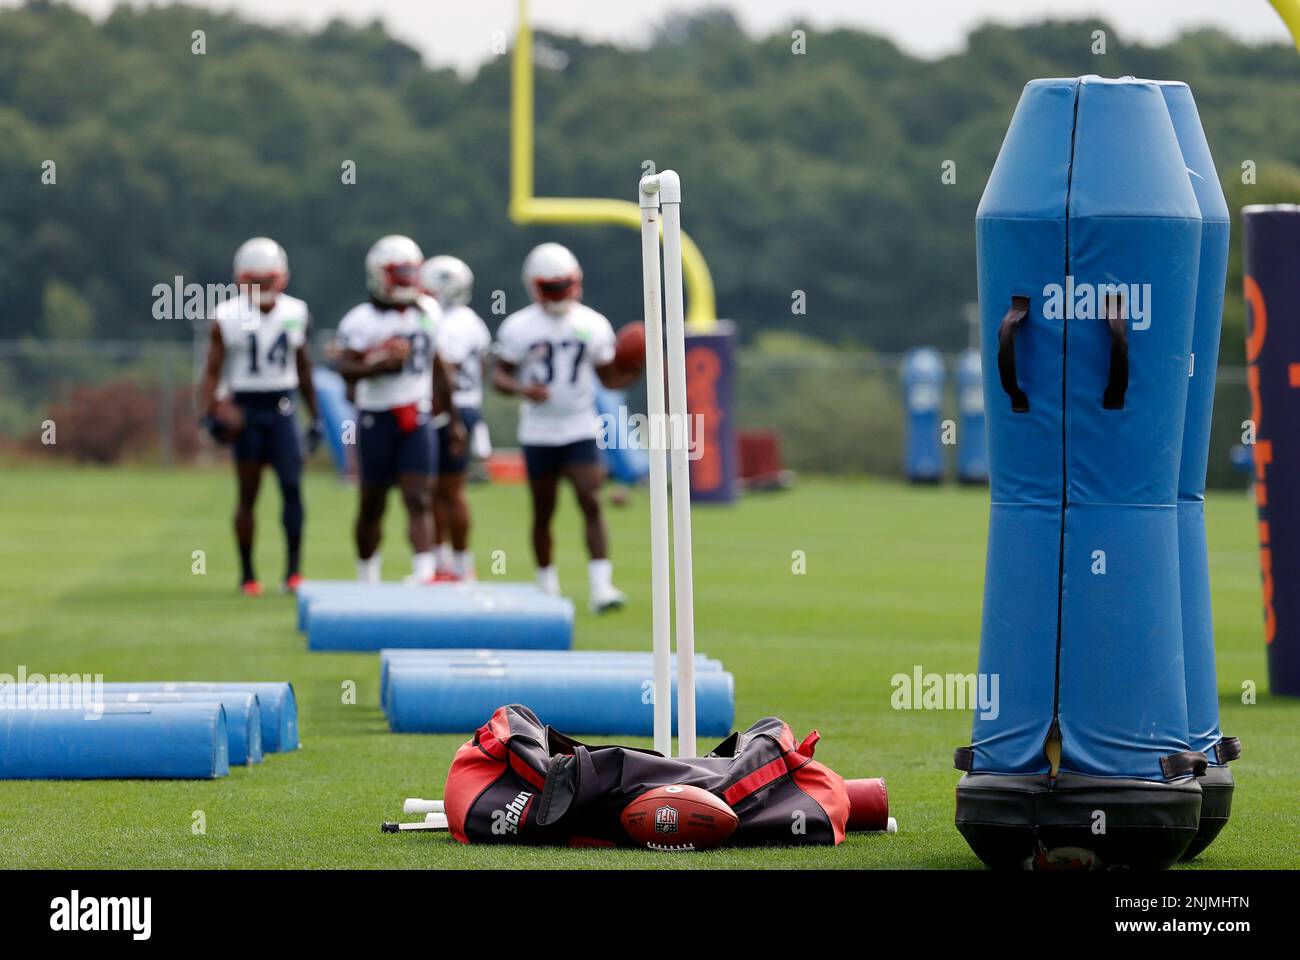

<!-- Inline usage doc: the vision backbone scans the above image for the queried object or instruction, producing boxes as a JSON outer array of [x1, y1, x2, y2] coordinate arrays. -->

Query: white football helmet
[[233, 237, 289, 307], [420, 255, 474, 307], [366, 235, 425, 305], [522, 242, 582, 315]]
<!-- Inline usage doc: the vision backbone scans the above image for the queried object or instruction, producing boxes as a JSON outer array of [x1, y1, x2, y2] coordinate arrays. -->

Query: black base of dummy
[[956, 771, 1202, 870], [1180, 763, 1234, 861]]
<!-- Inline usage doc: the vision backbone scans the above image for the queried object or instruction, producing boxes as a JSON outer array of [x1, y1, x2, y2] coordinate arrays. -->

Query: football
[[613, 321, 646, 372], [620, 784, 738, 852], [209, 399, 245, 443]]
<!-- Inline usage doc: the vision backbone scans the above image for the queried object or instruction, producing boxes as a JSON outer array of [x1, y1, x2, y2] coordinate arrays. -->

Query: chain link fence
[[0, 338, 1253, 488]]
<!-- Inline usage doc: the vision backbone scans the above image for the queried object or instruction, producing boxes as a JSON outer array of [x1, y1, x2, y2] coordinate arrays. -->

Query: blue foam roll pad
[[385, 666, 735, 736], [96, 692, 263, 765], [957, 76, 1218, 869], [307, 588, 574, 652], [379, 650, 723, 709], [100, 682, 297, 752], [0, 703, 229, 779], [296, 580, 543, 632]]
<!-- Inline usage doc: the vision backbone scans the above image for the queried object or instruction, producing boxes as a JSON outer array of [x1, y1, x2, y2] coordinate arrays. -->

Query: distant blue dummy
[[901, 347, 945, 483]]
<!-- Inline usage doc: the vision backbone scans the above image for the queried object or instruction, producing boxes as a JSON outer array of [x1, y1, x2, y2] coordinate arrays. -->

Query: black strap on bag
[[1160, 750, 1208, 780], [1102, 293, 1129, 410], [997, 296, 1031, 413], [1213, 737, 1242, 764]]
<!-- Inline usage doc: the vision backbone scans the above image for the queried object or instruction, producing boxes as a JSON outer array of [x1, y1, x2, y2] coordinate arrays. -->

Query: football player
[[335, 235, 464, 584], [197, 237, 322, 596], [421, 255, 491, 580], [492, 243, 638, 611]]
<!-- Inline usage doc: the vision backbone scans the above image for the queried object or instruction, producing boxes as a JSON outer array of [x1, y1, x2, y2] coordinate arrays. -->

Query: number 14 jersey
[[214, 293, 310, 393]]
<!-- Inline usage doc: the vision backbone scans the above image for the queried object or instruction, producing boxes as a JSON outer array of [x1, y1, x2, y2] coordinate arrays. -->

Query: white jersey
[[214, 293, 309, 393], [335, 299, 441, 412], [436, 304, 492, 410], [494, 302, 616, 446]]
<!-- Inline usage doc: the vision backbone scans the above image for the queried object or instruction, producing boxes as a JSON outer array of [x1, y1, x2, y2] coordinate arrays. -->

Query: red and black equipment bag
[[444, 705, 850, 847]]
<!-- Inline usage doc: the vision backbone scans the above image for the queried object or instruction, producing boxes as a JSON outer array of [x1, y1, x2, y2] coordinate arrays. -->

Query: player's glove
[[305, 419, 324, 454]]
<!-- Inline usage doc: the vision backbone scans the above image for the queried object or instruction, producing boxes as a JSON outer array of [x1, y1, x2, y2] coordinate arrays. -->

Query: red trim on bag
[[510, 752, 546, 790], [723, 752, 802, 806], [475, 715, 508, 760], [444, 737, 506, 844], [487, 707, 512, 750], [797, 730, 820, 757], [790, 759, 850, 845]]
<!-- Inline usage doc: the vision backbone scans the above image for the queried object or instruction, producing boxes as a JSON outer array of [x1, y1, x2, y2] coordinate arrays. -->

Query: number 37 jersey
[[494, 302, 616, 446], [214, 293, 310, 393]]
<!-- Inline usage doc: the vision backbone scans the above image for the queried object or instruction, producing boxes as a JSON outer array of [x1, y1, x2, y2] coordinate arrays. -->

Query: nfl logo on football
[[654, 805, 679, 835]]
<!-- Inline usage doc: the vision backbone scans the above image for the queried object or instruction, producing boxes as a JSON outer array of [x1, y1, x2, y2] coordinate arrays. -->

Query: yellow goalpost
[[509, 0, 718, 330]]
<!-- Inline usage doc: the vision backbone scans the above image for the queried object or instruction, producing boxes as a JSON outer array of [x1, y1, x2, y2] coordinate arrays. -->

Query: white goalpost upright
[[639, 170, 697, 758]]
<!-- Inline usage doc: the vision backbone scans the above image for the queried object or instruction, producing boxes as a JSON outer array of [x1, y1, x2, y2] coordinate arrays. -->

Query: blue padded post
[[1158, 80, 1236, 859], [0, 703, 229, 779], [958, 76, 1206, 870]]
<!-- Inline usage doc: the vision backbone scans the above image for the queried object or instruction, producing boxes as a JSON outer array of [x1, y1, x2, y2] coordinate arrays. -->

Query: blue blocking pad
[[101, 682, 297, 753], [959, 76, 1211, 870], [1158, 82, 1237, 860], [296, 580, 544, 632], [1058, 503, 1188, 780], [385, 666, 734, 737], [1159, 82, 1233, 758], [0, 703, 229, 780], [96, 692, 262, 765], [307, 592, 574, 652], [970, 502, 1060, 775], [1177, 501, 1220, 753]]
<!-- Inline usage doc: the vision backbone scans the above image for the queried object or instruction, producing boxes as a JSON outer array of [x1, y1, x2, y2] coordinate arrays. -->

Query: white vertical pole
[[657, 171, 697, 758], [639, 176, 673, 758]]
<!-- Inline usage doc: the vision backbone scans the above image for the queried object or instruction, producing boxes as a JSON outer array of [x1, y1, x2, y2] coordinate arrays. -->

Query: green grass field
[[0, 465, 1295, 869]]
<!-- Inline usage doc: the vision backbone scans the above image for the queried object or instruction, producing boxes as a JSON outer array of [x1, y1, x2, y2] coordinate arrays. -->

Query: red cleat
[[432, 570, 461, 583], [241, 580, 264, 597], [284, 574, 305, 594]]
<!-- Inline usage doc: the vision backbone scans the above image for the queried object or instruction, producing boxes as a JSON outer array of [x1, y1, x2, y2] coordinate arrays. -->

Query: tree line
[[2, 0, 1299, 361]]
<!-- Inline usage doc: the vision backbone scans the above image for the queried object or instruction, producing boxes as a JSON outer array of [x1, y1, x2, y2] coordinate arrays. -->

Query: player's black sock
[[239, 544, 255, 584], [286, 539, 301, 579]]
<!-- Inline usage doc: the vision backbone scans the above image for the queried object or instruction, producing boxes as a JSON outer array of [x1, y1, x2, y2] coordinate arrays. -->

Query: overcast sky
[[12, 0, 1293, 72]]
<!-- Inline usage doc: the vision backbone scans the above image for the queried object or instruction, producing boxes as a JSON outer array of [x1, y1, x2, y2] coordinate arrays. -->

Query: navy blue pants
[[233, 392, 302, 478], [359, 409, 437, 486], [522, 438, 600, 479]]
